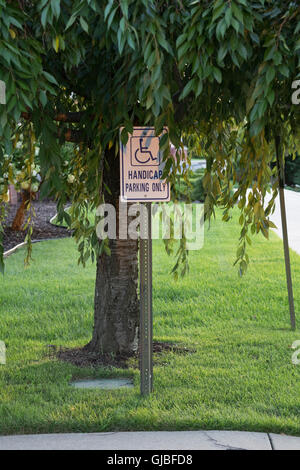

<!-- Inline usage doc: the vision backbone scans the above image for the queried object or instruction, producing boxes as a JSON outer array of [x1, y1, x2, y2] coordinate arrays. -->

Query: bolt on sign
[[120, 127, 170, 202], [0, 80, 6, 104]]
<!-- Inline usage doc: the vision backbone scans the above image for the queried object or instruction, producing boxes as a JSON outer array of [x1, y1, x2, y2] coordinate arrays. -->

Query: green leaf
[[63, 211, 72, 227], [218, 44, 228, 63], [107, 7, 118, 30], [0, 256, 4, 275], [266, 89, 275, 106], [213, 67, 222, 83], [179, 79, 196, 100], [80, 16, 89, 33], [176, 34, 187, 49], [65, 14, 76, 30], [39, 90, 47, 107], [278, 64, 289, 78], [51, 0, 61, 19], [231, 2, 244, 23], [41, 4, 50, 29], [43, 71, 58, 86], [195, 80, 203, 97], [265, 66, 275, 84], [104, 0, 114, 21]]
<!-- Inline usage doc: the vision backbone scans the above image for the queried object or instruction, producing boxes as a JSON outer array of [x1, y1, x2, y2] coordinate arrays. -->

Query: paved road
[[190, 159, 206, 171], [0, 431, 299, 450], [266, 189, 300, 256], [189, 168, 300, 256]]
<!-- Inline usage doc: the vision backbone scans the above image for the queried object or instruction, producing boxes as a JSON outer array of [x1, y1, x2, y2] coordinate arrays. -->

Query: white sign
[[120, 127, 170, 202], [0, 80, 6, 105]]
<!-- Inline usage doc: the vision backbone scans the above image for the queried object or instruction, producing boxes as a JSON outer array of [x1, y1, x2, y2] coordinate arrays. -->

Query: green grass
[[176, 168, 205, 201], [286, 185, 300, 193], [1, 210, 300, 436]]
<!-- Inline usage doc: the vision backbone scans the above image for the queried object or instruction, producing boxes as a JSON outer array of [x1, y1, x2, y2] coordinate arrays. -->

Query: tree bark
[[87, 232, 139, 355], [11, 190, 31, 231], [86, 145, 140, 355]]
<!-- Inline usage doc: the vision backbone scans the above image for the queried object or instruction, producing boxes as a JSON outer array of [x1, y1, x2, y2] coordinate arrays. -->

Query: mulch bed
[[2, 200, 71, 252], [55, 342, 196, 369]]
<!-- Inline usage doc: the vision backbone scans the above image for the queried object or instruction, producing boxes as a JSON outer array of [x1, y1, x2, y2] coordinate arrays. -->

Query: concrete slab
[[70, 378, 134, 390], [269, 433, 300, 450], [0, 431, 272, 451], [204, 431, 271, 450]]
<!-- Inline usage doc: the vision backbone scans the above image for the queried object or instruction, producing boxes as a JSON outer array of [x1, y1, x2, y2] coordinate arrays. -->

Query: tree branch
[[21, 112, 86, 142], [21, 111, 85, 123], [58, 129, 84, 143]]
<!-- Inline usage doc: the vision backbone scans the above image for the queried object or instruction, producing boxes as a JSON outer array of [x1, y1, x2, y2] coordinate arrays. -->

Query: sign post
[[139, 202, 153, 395], [120, 127, 170, 395]]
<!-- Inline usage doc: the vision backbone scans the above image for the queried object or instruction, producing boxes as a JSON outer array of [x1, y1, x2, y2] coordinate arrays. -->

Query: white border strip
[[3, 209, 72, 258], [4, 237, 70, 258], [4, 242, 27, 258]]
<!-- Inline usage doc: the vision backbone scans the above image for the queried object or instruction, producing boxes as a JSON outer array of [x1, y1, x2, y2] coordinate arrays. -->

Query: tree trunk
[[86, 145, 140, 355], [11, 190, 31, 231], [87, 233, 139, 355]]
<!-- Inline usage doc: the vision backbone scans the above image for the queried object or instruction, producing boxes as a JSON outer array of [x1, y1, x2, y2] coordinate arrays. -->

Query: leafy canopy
[[0, 0, 300, 274]]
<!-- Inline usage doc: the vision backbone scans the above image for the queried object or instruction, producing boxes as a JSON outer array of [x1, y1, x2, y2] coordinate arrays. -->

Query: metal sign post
[[140, 202, 153, 395], [275, 134, 296, 330]]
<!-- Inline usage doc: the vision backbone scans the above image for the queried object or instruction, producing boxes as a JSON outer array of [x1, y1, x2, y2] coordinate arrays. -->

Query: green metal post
[[140, 202, 153, 395], [275, 135, 296, 330]]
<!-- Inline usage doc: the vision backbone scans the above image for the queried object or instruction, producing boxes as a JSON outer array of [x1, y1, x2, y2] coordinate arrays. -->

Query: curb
[[0, 430, 299, 450], [49, 205, 71, 229], [3, 237, 69, 258], [48, 213, 69, 229], [4, 211, 71, 258], [4, 241, 28, 258]]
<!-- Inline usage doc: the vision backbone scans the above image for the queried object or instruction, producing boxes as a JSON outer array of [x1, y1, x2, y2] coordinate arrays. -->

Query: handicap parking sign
[[120, 127, 170, 202], [131, 135, 160, 166]]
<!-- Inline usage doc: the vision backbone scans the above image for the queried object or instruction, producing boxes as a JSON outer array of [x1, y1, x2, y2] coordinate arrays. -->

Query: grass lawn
[[0, 210, 300, 436]]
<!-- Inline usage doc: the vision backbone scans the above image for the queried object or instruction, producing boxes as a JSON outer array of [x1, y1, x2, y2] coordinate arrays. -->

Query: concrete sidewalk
[[263, 189, 300, 255], [0, 431, 299, 450]]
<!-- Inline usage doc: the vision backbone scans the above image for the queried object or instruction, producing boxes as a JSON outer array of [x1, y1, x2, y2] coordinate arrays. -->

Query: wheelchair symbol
[[134, 138, 158, 165]]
